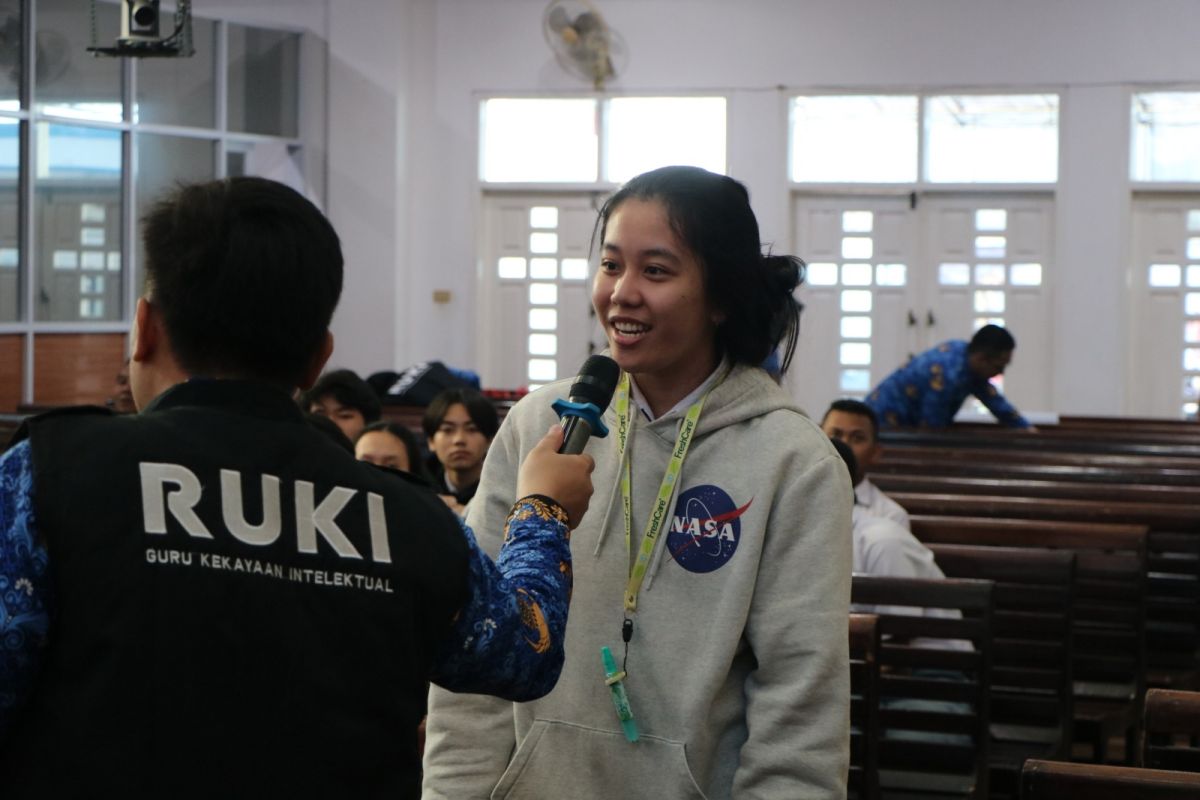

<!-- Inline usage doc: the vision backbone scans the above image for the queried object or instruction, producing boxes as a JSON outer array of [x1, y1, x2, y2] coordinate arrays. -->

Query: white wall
[[320, 0, 1200, 413]]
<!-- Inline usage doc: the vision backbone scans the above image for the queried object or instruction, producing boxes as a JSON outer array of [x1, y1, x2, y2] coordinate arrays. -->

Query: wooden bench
[[850, 613, 882, 800], [909, 516, 1148, 763], [881, 429, 1200, 459], [871, 473, 1200, 507], [1021, 758, 1200, 799], [851, 575, 994, 798], [925, 543, 1075, 798], [895, 493, 1198, 695], [1141, 689, 1200, 772]]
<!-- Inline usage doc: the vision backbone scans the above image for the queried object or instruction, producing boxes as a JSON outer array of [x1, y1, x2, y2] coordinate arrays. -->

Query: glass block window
[[1141, 207, 1200, 416], [807, 209, 908, 398]]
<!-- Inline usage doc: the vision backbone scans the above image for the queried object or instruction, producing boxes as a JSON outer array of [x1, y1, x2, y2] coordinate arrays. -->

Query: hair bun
[[762, 253, 804, 295]]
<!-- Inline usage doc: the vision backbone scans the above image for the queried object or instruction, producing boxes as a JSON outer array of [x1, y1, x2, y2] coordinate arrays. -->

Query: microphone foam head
[[569, 355, 620, 410]]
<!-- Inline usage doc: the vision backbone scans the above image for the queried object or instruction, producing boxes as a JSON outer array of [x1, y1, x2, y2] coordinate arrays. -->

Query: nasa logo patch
[[666, 484, 753, 574]]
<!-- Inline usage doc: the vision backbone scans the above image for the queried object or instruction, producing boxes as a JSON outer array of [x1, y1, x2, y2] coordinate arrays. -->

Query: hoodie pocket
[[490, 719, 709, 800]]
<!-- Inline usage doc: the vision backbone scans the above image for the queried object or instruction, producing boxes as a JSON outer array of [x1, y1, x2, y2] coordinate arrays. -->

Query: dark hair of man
[[299, 368, 382, 423], [823, 398, 880, 441], [967, 324, 1016, 356], [828, 437, 860, 492], [357, 421, 435, 485], [421, 388, 500, 441], [594, 165, 805, 374], [140, 177, 343, 387]]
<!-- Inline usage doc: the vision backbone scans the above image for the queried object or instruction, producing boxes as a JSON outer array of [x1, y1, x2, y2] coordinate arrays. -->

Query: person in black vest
[[0, 177, 594, 798]]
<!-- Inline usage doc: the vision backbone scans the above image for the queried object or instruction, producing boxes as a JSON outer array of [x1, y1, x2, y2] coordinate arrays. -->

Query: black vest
[[1, 380, 468, 799]]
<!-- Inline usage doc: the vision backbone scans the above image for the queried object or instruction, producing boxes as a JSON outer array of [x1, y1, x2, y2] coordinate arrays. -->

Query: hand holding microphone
[[516, 356, 619, 528], [517, 425, 595, 528]]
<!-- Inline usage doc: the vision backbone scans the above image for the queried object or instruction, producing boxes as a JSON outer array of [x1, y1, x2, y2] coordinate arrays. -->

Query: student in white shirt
[[822, 398, 910, 528]]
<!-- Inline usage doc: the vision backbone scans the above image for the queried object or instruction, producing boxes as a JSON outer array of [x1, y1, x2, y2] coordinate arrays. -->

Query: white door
[[1130, 197, 1200, 419], [477, 193, 604, 391], [789, 193, 1054, 420], [920, 194, 1054, 418], [789, 196, 918, 416]]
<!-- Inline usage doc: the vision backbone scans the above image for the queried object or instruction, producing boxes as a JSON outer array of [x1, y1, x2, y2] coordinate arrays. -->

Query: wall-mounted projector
[[88, 0, 195, 58]]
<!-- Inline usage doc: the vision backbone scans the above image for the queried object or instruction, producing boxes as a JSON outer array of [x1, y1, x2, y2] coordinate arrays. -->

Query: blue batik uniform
[[866, 340, 1030, 429]]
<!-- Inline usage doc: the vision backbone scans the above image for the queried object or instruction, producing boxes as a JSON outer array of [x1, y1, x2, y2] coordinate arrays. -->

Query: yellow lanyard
[[614, 370, 722, 613]]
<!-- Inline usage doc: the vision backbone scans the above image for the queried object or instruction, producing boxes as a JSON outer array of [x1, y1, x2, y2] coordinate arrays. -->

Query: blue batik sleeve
[[0, 440, 52, 739], [430, 497, 572, 702], [973, 381, 1031, 428]]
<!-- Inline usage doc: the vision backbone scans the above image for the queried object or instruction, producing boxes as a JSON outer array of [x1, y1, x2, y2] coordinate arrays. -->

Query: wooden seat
[[850, 613, 882, 800], [894, 489, 1199, 695], [1020, 758, 1200, 799], [1141, 689, 1200, 772], [910, 516, 1148, 764], [851, 575, 994, 799], [926, 544, 1075, 798]]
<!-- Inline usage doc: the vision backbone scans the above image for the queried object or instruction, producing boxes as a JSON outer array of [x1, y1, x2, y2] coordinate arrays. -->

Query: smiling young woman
[[425, 166, 854, 800]]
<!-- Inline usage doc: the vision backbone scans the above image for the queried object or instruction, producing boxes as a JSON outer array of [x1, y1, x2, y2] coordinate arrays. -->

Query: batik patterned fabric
[[431, 497, 572, 702], [866, 339, 1030, 429], [0, 440, 51, 738]]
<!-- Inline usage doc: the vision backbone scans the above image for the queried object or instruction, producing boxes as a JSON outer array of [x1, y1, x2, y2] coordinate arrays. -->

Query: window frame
[[787, 88, 1063, 192], [0, 3, 313, 407], [476, 91, 730, 191]]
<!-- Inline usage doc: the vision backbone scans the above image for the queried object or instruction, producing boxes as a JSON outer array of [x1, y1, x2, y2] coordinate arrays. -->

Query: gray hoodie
[[424, 363, 852, 799]]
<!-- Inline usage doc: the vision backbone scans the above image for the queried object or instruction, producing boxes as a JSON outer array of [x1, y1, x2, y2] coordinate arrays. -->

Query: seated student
[[865, 324, 1033, 430], [830, 439, 942, 589], [301, 367, 381, 441], [831, 439, 971, 653], [821, 398, 909, 528], [422, 388, 498, 515], [355, 421, 435, 486]]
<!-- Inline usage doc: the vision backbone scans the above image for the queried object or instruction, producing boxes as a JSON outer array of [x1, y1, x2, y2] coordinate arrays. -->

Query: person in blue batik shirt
[[0, 177, 595, 799], [865, 324, 1032, 430]]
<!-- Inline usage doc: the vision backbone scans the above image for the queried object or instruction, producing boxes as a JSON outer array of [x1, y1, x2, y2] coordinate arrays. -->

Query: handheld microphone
[[552, 355, 620, 455]]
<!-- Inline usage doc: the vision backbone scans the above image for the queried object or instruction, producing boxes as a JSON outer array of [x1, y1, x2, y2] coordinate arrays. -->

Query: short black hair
[[828, 437, 860, 491], [421, 388, 500, 440], [141, 177, 343, 387], [356, 421, 434, 485], [595, 166, 805, 374], [968, 324, 1016, 356], [822, 398, 879, 441], [300, 369, 382, 423]]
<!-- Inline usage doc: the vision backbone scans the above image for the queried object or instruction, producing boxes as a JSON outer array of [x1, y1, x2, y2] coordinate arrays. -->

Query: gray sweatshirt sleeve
[[423, 415, 525, 798], [735, 450, 853, 798]]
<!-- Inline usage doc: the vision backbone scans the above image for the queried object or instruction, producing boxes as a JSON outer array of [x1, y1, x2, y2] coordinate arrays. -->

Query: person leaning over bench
[[865, 324, 1033, 430], [0, 177, 595, 799]]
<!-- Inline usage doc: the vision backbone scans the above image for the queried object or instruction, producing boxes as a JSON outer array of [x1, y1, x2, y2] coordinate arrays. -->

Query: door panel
[[1131, 198, 1200, 418], [479, 194, 598, 391]]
